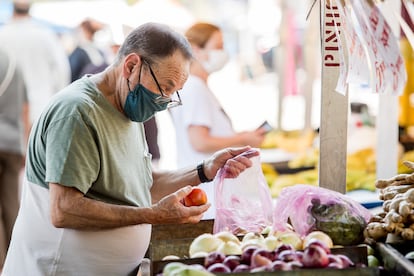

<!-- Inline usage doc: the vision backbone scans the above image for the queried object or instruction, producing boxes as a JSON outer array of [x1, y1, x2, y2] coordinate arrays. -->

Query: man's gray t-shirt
[[26, 76, 152, 207]]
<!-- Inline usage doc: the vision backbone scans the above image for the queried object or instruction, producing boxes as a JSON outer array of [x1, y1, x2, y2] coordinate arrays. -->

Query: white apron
[[3, 179, 151, 276]]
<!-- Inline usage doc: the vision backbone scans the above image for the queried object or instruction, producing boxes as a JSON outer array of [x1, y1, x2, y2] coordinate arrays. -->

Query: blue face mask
[[124, 82, 168, 122]]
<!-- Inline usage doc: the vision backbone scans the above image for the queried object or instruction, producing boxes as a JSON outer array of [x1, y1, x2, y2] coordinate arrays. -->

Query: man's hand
[[151, 186, 211, 224], [203, 146, 259, 180]]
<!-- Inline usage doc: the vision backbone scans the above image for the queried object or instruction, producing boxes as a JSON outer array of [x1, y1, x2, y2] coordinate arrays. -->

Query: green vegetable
[[368, 255, 380, 267], [309, 198, 367, 246], [405, 251, 414, 260]]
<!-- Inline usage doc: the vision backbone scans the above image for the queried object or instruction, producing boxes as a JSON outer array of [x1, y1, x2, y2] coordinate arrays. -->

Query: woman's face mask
[[202, 49, 229, 73], [124, 81, 168, 123]]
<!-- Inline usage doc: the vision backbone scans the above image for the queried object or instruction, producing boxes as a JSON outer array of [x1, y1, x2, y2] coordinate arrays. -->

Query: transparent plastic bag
[[213, 149, 274, 234], [273, 184, 372, 245]]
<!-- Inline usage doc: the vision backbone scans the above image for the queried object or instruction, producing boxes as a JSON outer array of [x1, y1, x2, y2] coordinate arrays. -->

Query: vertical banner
[[319, 0, 348, 193]]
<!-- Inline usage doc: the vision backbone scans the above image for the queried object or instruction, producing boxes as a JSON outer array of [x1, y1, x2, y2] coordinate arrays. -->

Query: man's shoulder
[[47, 80, 98, 114]]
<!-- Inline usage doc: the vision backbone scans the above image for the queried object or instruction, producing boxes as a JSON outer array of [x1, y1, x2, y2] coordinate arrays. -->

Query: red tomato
[[183, 187, 208, 206]]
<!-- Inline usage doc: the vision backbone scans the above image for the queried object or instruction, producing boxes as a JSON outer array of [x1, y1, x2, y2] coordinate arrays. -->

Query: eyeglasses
[[143, 60, 182, 109]]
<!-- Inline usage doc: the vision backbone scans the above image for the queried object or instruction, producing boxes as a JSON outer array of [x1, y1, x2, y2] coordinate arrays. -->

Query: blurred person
[[169, 23, 267, 217], [0, 48, 29, 270], [0, 0, 70, 125], [2, 22, 257, 276], [170, 22, 267, 167], [69, 18, 106, 82]]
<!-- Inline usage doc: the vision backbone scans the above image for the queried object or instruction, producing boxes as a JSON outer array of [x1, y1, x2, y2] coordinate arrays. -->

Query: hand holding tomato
[[150, 186, 210, 224], [183, 187, 208, 207]]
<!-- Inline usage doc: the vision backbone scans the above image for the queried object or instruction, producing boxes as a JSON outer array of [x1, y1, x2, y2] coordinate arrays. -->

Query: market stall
[[137, 0, 414, 275]]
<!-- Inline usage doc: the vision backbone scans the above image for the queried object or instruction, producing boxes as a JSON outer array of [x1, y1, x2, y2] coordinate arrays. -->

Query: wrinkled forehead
[[153, 51, 191, 87]]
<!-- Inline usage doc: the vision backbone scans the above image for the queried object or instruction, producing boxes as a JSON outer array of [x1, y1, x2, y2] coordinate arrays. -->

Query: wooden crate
[[148, 246, 378, 276], [146, 219, 214, 261], [146, 238, 194, 261], [150, 219, 214, 241]]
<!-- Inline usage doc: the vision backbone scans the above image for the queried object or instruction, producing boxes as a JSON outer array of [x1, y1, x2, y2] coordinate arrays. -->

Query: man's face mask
[[124, 63, 168, 122]]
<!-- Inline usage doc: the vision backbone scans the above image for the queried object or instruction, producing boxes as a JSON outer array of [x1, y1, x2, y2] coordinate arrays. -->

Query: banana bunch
[[265, 146, 411, 197], [260, 130, 316, 153], [260, 130, 280, 149], [270, 169, 318, 198], [288, 148, 319, 168], [399, 150, 414, 174], [399, 38, 414, 128], [346, 170, 376, 192], [347, 148, 376, 173], [261, 163, 278, 187]]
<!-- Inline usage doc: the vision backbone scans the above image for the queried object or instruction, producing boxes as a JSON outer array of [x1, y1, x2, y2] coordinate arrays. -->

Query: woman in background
[[169, 23, 266, 218]]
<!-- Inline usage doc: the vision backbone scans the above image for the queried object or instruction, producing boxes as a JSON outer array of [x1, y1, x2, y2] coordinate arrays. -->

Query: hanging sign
[[334, 0, 371, 87], [348, 0, 406, 95]]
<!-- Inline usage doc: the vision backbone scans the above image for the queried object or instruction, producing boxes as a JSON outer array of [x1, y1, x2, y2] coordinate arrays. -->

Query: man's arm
[[49, 183, 208, 230]]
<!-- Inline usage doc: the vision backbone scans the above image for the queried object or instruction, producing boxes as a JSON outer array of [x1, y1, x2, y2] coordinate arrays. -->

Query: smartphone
[[258, 120, 274, 134]]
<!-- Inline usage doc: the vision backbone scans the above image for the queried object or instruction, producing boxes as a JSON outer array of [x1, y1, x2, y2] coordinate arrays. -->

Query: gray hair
[[114, 22, 192, 65]]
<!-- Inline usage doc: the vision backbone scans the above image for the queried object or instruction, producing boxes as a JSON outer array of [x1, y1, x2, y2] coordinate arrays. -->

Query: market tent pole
[[302, 0, 321, 131], [275, 0, 288, 130], [318, 0, 348, 193]]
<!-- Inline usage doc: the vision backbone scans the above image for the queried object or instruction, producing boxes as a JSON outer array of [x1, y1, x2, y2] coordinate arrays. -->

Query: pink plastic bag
[[273, 184, 372, 245], [213, 149, 274, 234]]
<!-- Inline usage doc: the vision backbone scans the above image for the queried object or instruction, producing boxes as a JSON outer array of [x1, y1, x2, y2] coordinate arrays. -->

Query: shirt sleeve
[[45, 115, 100, 194]]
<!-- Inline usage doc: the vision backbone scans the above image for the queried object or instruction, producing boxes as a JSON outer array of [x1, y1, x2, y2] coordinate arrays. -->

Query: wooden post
[[319, 0, 348, 193]]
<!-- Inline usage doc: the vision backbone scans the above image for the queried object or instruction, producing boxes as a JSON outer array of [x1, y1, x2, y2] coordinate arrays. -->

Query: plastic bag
[[273, 184, 372, 245], [213, 149, 274, 234]]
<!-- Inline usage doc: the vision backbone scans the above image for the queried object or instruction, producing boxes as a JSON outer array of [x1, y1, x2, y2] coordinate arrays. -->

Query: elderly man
[[2, 22, 256, 276]]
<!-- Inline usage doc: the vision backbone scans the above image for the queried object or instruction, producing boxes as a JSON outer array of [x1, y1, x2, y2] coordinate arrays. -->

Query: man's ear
[[122, 54, 141, 78]]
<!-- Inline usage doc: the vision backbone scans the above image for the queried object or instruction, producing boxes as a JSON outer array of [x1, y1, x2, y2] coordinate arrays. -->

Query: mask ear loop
[[127, 62, 143, 91], [126, 79, 132, 91], [137, 61, 143, 84]]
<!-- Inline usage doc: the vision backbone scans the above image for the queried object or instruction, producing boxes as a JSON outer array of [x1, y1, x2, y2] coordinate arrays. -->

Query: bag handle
[[237, 148, 260, 158]]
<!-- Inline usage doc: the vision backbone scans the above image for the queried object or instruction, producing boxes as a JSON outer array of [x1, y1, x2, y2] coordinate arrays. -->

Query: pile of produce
[[398, 150, 414, 174], [273, 185, 372, 246], [364, 161, 414, 242], [161, 230, 366, 275], [260, 129, 315, 152], [199, 240, 355, 273], [267, 169, 318, 198], [308, 197, 367, 245], [262, 148, 379, 197], [262, 148, 414, 197]]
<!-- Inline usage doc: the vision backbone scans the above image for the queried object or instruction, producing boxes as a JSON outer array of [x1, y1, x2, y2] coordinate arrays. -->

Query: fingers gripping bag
[[213, 149, 273, 234], [272, 184, 372, 245]]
